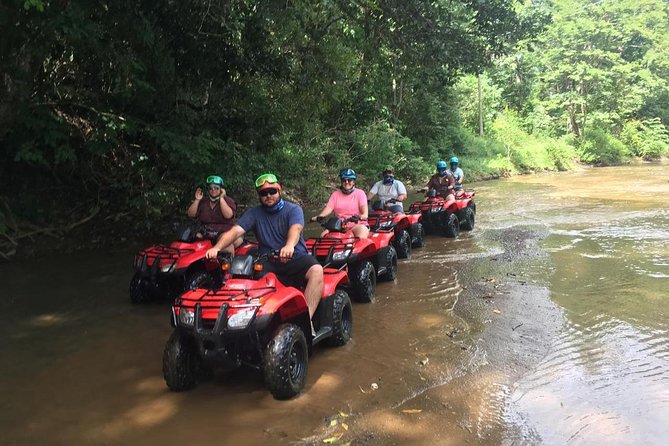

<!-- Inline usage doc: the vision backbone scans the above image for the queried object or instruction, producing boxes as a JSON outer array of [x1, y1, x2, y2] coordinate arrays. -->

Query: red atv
[[368, 199, 425, 259], [305, 216, 397, 304], [162, 252, 352, 399], [408, 189, 476, 238], [129, 223, 257, 303]]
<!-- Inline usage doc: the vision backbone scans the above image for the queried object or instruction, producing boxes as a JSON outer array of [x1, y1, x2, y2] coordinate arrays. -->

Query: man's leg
[[304, 264, 324, 318]]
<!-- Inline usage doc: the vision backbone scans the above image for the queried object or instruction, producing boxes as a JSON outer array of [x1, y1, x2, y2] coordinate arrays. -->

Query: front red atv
[[162, 253, 352, 399], [129, 223, 257, 303], [305, 217, 398, 304]]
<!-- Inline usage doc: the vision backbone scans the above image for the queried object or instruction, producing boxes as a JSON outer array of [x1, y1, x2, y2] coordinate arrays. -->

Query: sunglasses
[[341, 178, 355, 183], [258, 188, 279, 197], [255, 173, 279, 188], [208, 185, 221, 190]]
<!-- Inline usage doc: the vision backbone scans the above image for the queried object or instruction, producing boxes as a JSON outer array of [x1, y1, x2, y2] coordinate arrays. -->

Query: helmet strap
[[208, 193, 221, 202], [340, 185, 356, 195]]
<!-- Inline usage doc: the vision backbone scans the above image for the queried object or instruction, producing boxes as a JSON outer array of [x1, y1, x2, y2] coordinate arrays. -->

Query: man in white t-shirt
[[367, 166, 408, 212]]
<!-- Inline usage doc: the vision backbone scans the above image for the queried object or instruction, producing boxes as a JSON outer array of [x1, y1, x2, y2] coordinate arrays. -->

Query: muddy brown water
[[1, 164, 667, 445]]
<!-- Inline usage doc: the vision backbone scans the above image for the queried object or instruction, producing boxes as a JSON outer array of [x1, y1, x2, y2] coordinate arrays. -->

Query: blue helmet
[[450, 156, 459, 165], [339, 168, 357, 180], [436, 160, 447, 170]]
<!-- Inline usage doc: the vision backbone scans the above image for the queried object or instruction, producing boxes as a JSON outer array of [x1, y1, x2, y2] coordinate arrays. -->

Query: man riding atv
[[366, 166, 408, 213], [206, 173, 324, 327], [423, 160, 456, 200], [448, 156, 465, 196]]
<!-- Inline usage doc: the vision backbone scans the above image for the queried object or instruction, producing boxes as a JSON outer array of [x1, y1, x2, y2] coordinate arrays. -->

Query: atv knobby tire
[[411, 222, 425, 248], [393, 229, 411, 259], [351, 260, 376, 303], [186, 270, 215, 290], [163, 330, 202, 392], [441, 213, 460, 238], [379, 246, 398, 282], [263, 324, 308, 399], [328, 290, 353, 347], [459, 206, 475, 231], [129, 272, 150, 304]]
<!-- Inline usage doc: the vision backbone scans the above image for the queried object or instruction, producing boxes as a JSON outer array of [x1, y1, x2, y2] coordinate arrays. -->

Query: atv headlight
[[227, 309, 255, 329], [332, 249, 352, 261], [178, 308, 195, 326], [160, 262, 176, 273]]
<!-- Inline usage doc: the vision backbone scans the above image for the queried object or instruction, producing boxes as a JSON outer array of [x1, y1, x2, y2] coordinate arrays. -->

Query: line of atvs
[[130, 190, 475, 399]]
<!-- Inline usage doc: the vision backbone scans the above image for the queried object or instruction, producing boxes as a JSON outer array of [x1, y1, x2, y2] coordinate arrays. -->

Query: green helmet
[[206, 175, 224, 186]]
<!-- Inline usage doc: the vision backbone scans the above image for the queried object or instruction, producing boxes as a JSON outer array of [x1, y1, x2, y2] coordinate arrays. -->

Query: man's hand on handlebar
[[279, 245, 295, 259], [205, 247, 219, 259]]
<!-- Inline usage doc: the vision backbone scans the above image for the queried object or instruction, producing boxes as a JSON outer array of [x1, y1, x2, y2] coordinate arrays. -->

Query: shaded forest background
[[2, 0, 669, 257]]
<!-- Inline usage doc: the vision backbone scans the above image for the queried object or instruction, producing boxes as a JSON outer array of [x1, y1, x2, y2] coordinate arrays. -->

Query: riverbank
[[296, 225, 565, 445]]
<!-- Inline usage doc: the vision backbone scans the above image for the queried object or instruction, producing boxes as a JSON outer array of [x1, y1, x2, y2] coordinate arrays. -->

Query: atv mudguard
[[322, 267, 349, 296]]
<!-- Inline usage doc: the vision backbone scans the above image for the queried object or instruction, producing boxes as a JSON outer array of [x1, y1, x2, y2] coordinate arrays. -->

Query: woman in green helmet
[[187, 175, 242, 253]]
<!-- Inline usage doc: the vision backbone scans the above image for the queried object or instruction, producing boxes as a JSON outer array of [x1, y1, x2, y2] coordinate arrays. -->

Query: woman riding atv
[[187, 175, 242, 254], [311, 168, 370, 239]]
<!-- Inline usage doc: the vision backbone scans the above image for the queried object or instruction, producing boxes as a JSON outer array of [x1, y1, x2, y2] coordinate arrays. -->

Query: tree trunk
[[567, 104, 580, 136]]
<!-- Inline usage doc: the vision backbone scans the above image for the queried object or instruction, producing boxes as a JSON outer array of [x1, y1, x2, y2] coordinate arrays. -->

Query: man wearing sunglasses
[[187, 175, 241, 253], [205, 173, 323, 322]]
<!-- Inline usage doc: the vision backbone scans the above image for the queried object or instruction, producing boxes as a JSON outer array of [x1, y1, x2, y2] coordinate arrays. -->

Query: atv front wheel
[[328, 290, 353, 346], [163, 330, 202, 392], [441, 213, 460, 238], [129, 273, 150, 304], [186, 270, 215, 290], [393, 229, 411, 259], [351, 260, 376, 303], [264, 324, 308, 399], [459, 206, 475, 231], [411, 222, 425, 248], [379, 246, 398, 282]]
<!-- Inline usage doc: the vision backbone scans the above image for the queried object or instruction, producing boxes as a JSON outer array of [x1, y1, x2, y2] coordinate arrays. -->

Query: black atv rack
[[367, 213, 396, 231], [309, 237, 356, 264], [135, 244, 196, 273]]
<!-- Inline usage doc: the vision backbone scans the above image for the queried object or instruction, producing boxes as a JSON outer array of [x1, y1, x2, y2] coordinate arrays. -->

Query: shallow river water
[[0, 164, 667, 445]]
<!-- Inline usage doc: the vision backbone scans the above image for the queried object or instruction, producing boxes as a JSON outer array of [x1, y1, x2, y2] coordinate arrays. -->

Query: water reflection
[[503, 165, 669, 445]]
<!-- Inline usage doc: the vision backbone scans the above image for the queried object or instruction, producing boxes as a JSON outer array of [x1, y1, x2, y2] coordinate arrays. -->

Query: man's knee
[[306, 264, 323, 281]]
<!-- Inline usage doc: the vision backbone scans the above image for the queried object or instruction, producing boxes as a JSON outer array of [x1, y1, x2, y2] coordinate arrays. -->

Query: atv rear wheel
[[379, 246, 398, 282], [129, 273, 150, 304], [163, 330, 202, 392], [411, 222, 425, 248], [351, 260, 376, 303], [459, 206, 475, 231], [441, 213, 460, 238], [264, 324, 308, 399], [393, 229, 411, 259], [328, 290, 353, 347]]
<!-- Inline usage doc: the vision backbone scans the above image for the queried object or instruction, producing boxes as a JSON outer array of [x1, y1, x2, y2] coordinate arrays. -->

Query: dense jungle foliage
[[2, 0, 669, 257]]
